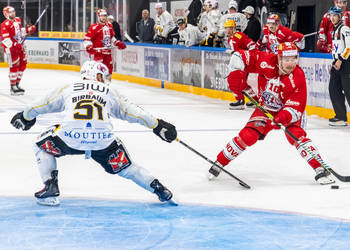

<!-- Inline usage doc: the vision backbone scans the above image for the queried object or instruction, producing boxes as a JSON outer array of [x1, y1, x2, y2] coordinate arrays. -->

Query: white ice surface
[[1, 68, 350, 221]]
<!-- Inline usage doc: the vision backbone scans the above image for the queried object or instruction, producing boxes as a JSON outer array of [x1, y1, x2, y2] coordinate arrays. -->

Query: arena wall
[[0, 38, 345, 121]]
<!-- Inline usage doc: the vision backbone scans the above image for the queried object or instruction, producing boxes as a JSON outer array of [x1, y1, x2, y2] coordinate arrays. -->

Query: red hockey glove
[[26, 25, 36, 34], [86, 44, 94, 54], [273, 109, 292, 127], [114, 40, 126, 50]]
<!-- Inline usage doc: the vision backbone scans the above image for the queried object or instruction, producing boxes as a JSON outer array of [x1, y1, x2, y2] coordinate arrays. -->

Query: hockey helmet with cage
[[80, 61, 110, 83], [328, 6, 343, 16], [224, 19, 236, 28], [266, 14, 280, 24], [97, 8, 107, 17], [3, 6, 15, 19], [277, 42, 299, 57]]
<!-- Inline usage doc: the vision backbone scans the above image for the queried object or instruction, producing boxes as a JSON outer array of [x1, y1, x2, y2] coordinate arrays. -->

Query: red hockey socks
[[296, 138, 322, 170]]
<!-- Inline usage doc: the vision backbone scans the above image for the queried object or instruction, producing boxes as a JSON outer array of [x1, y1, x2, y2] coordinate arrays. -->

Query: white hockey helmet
[[80, 61, 110, 83]]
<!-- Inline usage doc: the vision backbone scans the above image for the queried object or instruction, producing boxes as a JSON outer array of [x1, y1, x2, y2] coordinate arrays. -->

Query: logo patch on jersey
[[40, 140, 62, 156], [260, 61, 275, 69], [109, 149, 131, 173], [234, 33, 242, 39]]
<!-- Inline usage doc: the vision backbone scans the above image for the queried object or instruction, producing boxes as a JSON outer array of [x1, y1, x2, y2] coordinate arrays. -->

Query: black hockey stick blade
[[328, 168, 350, 182], [176, 138, 251, 189]]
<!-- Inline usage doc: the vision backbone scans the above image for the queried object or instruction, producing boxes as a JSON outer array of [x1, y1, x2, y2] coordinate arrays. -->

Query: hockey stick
[[34, 5, 49, 26], [175, 138, 251, 189], [242, 91, 350, 182], [124, 32, 135, 43], [304, 31, 318, 38], [21, 5, 49, 44]]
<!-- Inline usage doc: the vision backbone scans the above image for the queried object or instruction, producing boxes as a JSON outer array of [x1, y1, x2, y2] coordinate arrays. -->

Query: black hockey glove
[[153, 119, 177, 143], [10, 111, 36, 131]]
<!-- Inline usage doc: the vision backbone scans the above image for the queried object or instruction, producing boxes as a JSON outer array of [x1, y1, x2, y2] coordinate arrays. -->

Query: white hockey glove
[[11, 111, 36, 131], [153, 119, 177, 143]]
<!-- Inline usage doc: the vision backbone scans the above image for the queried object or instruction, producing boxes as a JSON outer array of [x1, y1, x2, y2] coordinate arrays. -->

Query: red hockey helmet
[[97, 8, 107, 17], [278, 42, 299, 57], [266, 14, 280, 24], [3, 6, 15, 19]]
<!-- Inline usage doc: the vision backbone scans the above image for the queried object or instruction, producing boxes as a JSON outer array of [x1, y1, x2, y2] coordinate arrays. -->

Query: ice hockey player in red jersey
[[256, 14, 304, 54], [84, 8, 126, 74], [318, 0, 350, 53], [208, 42, 336, 185], [1, 6, 36, 95], [224, 19, 256, 110]]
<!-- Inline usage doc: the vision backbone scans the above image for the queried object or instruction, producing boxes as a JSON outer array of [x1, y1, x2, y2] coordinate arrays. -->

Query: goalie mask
[[80, 61, 110, 83]]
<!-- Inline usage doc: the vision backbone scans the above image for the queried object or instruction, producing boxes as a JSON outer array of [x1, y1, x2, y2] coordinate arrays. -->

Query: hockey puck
[[331, 185, 339, 189]]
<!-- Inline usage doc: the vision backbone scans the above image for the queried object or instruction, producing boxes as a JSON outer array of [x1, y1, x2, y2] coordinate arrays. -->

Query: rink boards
[[0, 38, 346, 122]]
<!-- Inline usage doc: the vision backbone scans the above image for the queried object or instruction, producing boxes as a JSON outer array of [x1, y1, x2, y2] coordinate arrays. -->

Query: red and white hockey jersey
[[237, 50, 307, 121], [318, 10, 350, 53], [84, 22, 116, 54], [257, 25, 304, 54], [227, 31, 255, 50], [1, 17, 31, 49]]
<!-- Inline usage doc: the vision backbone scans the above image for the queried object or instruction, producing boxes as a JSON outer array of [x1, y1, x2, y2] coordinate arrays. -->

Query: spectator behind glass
[[107, 15, 122, 41], [242, 6, 261, 42], [136, 9, 155, 43], [238, 0, 257, 12]]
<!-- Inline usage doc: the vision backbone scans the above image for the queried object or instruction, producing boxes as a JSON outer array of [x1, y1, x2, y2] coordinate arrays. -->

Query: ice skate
[[150, 179, 177, 205], [329, 117, 347, 127], [10, 85, 24, 96], [16, 83, 25, 93], [314, 167, 335, 185], [35, 170, 60, 206], [208, 161, 222, 180], [229, 100, 245, 110]]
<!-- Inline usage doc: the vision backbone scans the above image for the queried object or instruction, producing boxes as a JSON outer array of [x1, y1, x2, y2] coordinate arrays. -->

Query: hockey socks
[[217, 136, 247, 166]]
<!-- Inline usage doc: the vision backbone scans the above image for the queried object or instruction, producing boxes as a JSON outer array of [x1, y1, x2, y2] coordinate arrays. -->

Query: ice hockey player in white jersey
[[177, 18, 206, 47], [218, 0, 248, 37], [10, 61, 178, 206], [154, 2, 177, 44], [198, 0, 221, 46]]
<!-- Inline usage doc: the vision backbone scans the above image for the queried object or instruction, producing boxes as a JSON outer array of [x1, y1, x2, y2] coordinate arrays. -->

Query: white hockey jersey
[[198, 9, 221, 37], [218, 12, 248, 37], [23, 80, 157, 151], [178, 24, 206, 47], [155, 10, 176, 37]]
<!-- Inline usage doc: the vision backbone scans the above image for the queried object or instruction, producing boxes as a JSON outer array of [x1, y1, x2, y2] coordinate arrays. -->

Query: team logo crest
[[40, 140, 61, 156], [109, 149, 131, 173]]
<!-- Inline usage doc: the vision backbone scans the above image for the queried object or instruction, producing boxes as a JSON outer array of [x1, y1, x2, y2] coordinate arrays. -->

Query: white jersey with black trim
[[23, 79, 157, 150], [332, 22, 350, 61]]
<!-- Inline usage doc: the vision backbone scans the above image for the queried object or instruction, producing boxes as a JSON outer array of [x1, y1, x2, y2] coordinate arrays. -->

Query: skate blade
[[36, 197, 60, 206], [207, 172, 217, 181], [229, 106, 245, 110], [165, 198, 178, 206], [10, 92, 24, 96]]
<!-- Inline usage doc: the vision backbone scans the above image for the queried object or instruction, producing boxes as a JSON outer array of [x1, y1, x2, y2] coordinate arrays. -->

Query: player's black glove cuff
[[10, 111, 36, 131], [153, 119, 177, 143]]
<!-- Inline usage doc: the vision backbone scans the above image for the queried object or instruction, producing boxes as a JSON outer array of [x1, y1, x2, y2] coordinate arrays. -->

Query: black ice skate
[[229, 99, 245, 110], [16, 83, 25, 93], [208, 161, 222, 180], [10, 85, 24, 96], [150, 179, 176, 205], [329, 117, 347, 127], [35, 170, 60, 206]]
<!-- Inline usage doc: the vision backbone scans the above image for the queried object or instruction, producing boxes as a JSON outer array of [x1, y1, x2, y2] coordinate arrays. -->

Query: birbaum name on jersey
[[72, 82, 109, 106]]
